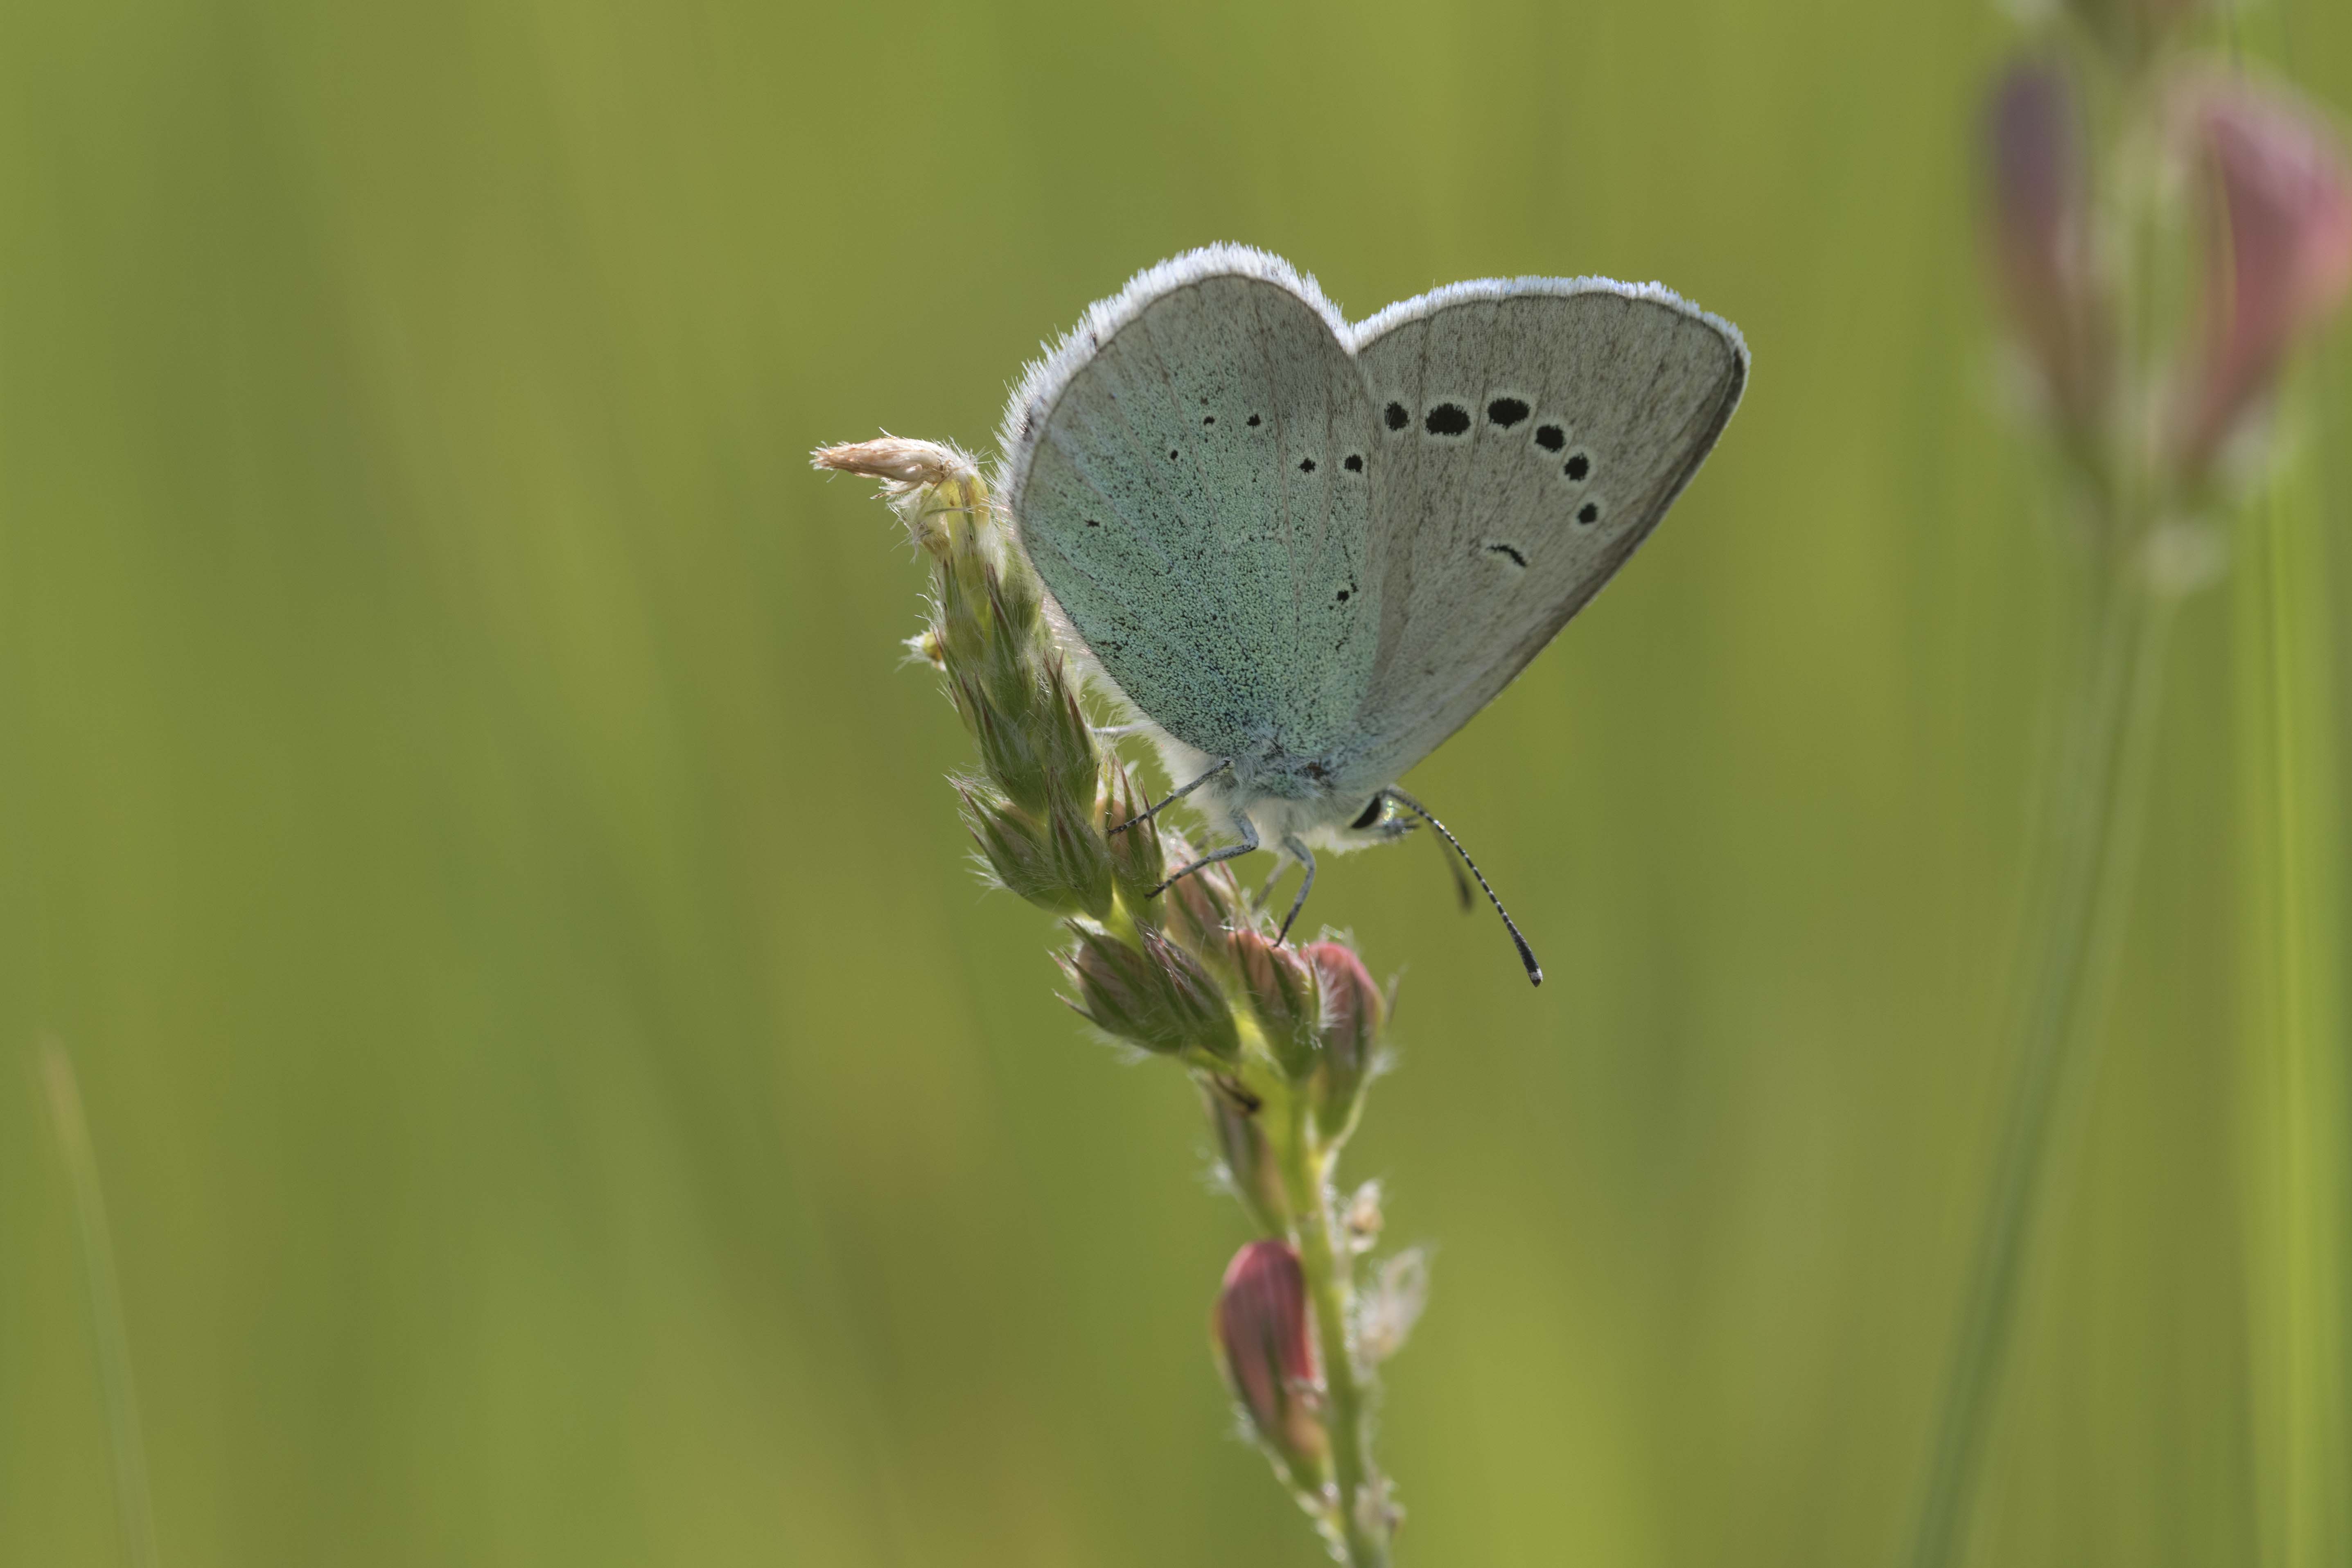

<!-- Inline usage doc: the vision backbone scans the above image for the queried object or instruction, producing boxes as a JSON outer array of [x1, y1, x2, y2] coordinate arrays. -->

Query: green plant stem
[[2236, 465, 2352, 1568], [1285, 1104, 1388, 1568], [39, 1037, 162, 1568], [1904, 553, 2176, 1568]]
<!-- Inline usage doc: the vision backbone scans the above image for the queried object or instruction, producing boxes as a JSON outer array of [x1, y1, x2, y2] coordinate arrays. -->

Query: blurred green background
[[4, 2, 2348, 1565]]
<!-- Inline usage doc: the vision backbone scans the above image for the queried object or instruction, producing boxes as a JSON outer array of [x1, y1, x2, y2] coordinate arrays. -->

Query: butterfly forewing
[[1008, 260, 1382, 764], [1350, 285, 1746, 780]]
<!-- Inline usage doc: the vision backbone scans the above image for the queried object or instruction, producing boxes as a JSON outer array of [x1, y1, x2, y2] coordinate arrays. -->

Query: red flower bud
[[1213, 1241, 1327, 1479], [2181, 81, 2352, 472]]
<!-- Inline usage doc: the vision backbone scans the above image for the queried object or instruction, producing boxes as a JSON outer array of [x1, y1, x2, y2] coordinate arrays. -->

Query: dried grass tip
[[810, 437, 979, 491]]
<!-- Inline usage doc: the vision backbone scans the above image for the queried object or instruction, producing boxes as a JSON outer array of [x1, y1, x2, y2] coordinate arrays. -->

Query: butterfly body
[[997, 247, 1746, 962]]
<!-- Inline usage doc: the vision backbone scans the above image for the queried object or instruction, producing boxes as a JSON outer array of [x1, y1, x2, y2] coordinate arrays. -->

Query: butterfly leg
[[1274, 836, 1316, 945], [1109, 758, 1232, 836], [1147, 811, 1259, 898], [1252, 857, 1287, 911]]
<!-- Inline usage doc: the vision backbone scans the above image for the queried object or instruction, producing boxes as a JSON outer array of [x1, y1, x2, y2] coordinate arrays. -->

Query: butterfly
[[999, 247, 1747, 982]]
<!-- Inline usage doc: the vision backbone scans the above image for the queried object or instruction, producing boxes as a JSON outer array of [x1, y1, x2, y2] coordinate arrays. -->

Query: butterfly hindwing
[[1003, 252, 1383, 764]]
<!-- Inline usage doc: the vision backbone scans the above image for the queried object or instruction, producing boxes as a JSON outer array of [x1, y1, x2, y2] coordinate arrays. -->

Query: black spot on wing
[[1535, 425, 1564, 452], [1424, 403, 1470, 437], [1383, 402, 1409, 431], [1487, 397, 1529, 428], [1299, 458, 1316, 473], [1577, 502, 1600, 525], [1565, 453, 1590, 481], [1343, 454, 1362, 473]]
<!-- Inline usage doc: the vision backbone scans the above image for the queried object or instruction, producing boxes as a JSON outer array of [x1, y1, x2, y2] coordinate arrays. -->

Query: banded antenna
[[1382, 788, 1542, 986]]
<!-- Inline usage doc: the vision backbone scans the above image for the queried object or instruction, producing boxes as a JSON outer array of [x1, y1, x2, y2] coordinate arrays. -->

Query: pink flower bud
[[2181, 82, 2352, 471], [1305, 942, 1384, 1137], [1214, 1241, 1327, 1478], [1229, 928, 1320, 1079], [1984, 61, 2107, 435], [1060, 925, 1239, 1060], [1157, 830, 1245, 971]]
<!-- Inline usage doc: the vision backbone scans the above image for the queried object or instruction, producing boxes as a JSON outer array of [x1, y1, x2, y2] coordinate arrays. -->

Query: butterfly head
[[1343, 792, 1418, 843]]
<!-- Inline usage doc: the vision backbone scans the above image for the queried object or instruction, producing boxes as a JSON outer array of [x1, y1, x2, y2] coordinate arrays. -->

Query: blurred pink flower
[[1214, 1240, 1327, 1475], [1985, 61, 2107, 434], [2183, 82, 2352, 469]]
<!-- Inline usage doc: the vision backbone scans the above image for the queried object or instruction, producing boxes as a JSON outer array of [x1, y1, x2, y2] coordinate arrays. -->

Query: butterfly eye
[[1350, 797, 1384, 830]]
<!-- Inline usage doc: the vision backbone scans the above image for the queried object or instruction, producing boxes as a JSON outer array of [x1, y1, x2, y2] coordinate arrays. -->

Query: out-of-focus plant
[[1909, 7, 2352, 1566], [810, 438, 1424, 1566]]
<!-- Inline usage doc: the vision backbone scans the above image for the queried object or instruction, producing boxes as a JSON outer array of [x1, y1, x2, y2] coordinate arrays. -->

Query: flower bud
[[903, 624, 947, 670], [1036, 658, 1099, 792], [1158, 830, 1245, 972], [810, 439, 980, 556], [1061, 925, 1240, 1061], [962, 784, 1065, 911], [2180, 81, 2352, 474], [928, 550, 977, 661], [1101, 765, 1167, 916], [1213, 1241, 1328, 1482], [809, 436, 978, 491], [1984, 60, 2107, 439], [1304, 942, 1384, 1138], [1042, 786, 1116, 920], [1230, 928, 1321, 1081], [955, 671, 1052, 813], [987, 550, 1045, 642], [1203, 1078, 1287, 1233]]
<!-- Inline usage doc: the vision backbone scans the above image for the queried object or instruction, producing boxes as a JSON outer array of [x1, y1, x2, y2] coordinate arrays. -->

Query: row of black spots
[[1382, 395, 1571, 451]]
